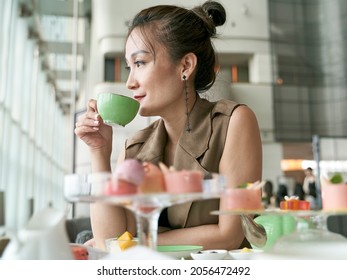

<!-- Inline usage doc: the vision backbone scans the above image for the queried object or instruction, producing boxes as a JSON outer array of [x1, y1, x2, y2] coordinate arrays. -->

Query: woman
[[75, 1, 262, 250], [303, 167, 317, 209]]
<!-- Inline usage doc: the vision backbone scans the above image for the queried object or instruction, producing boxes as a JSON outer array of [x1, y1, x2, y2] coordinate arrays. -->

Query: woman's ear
[[180, 52, 197, 79]]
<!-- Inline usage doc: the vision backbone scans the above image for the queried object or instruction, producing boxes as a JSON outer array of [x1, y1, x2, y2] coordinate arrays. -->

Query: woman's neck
[[162, 117, 184, 167], [161, 91, 197, 166]]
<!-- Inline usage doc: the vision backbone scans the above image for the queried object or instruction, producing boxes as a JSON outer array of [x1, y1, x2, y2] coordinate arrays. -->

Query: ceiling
[[18, 0, 92, 114]]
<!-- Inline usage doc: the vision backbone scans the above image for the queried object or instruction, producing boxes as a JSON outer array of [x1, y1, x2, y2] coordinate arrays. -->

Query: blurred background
[[0, 0, 346, 231]]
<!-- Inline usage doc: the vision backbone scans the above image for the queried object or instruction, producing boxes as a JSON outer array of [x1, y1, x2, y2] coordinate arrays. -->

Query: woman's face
[[125, 28, 184, 117]]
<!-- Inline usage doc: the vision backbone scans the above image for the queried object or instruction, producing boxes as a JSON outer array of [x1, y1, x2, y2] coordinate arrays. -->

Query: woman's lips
[[134, 95, 145, 102]]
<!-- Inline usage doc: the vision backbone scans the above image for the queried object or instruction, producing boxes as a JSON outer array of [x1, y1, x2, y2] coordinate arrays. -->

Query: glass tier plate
[[66, 191, 220, 209], [211, 208, 347, 217]]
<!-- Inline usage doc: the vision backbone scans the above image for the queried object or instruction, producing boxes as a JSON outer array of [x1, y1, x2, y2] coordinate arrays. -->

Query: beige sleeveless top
[[125, 95, 242, 229]]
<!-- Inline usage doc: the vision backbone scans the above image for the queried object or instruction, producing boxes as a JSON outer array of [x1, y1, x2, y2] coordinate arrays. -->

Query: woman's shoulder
[[202, 97, 243, 117]]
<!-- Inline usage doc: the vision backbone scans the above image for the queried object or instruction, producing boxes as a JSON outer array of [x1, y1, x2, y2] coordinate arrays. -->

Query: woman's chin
[[138, 108, 156, 118]]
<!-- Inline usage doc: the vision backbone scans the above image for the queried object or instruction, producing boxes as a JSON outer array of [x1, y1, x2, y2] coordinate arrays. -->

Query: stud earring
[[183, 74, 191, 132]]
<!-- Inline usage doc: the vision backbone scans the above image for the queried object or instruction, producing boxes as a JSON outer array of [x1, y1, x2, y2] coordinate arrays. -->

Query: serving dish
[[190, 249, 227, 260]]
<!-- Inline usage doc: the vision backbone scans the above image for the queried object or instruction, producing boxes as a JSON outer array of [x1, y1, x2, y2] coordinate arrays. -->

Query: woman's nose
[[126, 71, 138, 90]]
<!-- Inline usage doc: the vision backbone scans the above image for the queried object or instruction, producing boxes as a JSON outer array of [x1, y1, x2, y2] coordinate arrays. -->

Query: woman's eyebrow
[[125, 50, 151, 64], [129, 50, 151, 59]]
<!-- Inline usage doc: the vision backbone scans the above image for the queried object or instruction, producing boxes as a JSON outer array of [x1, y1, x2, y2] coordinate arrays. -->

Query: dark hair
[[127, 1, 226, 93]]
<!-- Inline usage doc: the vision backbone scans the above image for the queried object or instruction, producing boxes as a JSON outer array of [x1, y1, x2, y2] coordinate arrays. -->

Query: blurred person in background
[[303, 167, 317, 209]]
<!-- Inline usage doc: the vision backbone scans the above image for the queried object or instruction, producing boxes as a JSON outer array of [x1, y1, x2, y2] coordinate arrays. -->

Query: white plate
[[157, 245, 203, 259], [191, 249, 227, 260]]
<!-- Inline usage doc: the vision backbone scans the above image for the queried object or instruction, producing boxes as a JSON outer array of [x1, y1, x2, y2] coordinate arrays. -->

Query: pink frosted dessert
[[138, 162, 166, 193], [321, 183, 347, 211], [104, 179, 138, 195], [222, 188, 263, 211], [114, 158, 145, 185], [164, 170, 203, 194], [104, 159, 144, 195]]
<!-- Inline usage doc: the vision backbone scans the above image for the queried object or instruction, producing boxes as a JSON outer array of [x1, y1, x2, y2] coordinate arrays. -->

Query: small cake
[[321, 179, 347, 211], [105, 231, 138, 253], [164, 170, 203, 193], [138, 162, 166, 193], [280, 196, 310, 210], [70, 244, 89, 260], [222, 187, 263, 211], [104, 179, 138, 195], [114, 158, 145, 185], [104, 159, 144, 195]]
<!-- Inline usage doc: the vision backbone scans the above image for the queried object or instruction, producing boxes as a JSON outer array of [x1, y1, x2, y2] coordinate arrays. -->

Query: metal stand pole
[[312, 134, 322, 209]]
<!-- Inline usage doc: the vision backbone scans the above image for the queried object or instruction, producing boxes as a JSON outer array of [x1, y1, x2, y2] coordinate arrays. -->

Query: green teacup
[[97, 93, 140, 127], [252, 215, 296, 250]]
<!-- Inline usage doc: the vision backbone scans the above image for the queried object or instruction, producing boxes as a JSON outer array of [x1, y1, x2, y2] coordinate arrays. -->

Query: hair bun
[[202, 1, 226, 27]]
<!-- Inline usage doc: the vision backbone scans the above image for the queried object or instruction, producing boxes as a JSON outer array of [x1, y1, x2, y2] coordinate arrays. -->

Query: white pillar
[[249, 53, 273, 84]]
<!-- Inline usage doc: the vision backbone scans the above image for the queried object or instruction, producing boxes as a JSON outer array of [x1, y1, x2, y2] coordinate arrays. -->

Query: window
[[0, 0, 67, 229]]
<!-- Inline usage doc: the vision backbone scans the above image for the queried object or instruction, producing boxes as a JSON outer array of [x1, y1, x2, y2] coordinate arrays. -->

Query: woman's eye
[[125, 61, 145, 71], [134, 61, 144, 67]]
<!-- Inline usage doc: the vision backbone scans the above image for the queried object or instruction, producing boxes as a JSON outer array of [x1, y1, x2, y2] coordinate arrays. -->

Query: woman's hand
[[75, 99, 113, 153]]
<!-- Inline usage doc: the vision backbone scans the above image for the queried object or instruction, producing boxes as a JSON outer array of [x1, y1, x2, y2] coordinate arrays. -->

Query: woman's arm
[[89, 148, 137, 250], [75, 100, 136, 249], [158, 105, 262, 250], [220, 105, 262, 188]]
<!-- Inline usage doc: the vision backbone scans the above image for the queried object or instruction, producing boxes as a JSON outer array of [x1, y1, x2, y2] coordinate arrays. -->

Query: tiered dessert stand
[[64, 173, 224, 251]]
